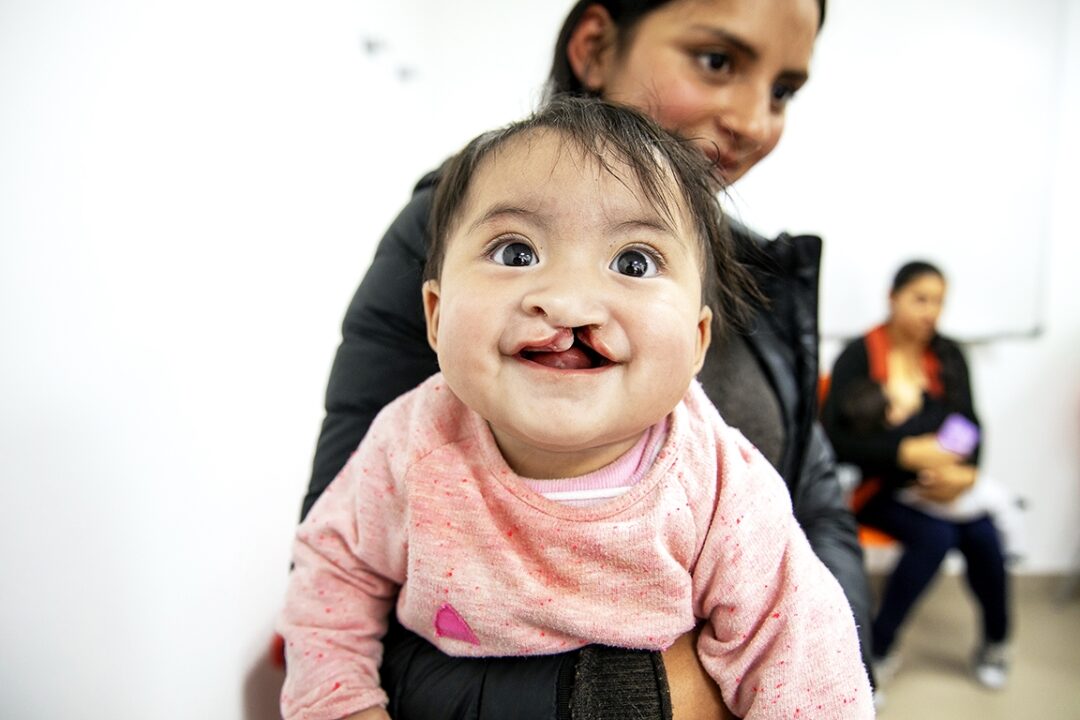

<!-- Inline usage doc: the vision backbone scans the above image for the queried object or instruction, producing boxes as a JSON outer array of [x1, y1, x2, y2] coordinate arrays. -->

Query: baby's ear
[[422, 279, 441, 353], [692, 305, 713, 374]]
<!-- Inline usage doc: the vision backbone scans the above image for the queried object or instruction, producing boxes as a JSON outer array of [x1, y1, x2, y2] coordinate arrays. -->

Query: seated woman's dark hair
[[891, 259, 944, 295], [546, 0, 828, 99], [428, 96, 761, 333]]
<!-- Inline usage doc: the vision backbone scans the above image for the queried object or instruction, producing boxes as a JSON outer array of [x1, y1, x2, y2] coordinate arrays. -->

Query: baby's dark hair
[[427, 95, 760, 331], [837, 378, 890, 435]]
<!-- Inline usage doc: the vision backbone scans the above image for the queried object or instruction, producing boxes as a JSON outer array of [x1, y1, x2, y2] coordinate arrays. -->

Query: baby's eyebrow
[[467, 204, 549, 234], [614, 216, 679, 239], [467, 203, 686, 246], [609, 211, 694, 252]]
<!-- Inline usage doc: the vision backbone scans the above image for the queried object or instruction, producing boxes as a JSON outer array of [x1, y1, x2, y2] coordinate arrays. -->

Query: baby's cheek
[[439, 322, 505, 390], [642, 312, 701, 364], [437, 301, 488, 351]]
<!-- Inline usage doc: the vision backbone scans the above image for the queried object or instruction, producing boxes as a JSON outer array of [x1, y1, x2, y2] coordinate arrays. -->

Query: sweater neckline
[[465, 399, 687, 522]]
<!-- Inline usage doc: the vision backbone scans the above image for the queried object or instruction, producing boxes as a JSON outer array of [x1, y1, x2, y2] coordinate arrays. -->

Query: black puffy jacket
[[300, 173, 874, 717]]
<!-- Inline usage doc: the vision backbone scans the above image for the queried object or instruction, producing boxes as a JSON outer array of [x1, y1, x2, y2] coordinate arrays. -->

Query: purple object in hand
[[937, 413, 980, 456]]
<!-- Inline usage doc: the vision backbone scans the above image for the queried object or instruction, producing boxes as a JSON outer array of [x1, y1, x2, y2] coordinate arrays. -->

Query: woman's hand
[[898, 434, 962, 472], [662, 626, 735, 720], [913, 463, 977, 503]]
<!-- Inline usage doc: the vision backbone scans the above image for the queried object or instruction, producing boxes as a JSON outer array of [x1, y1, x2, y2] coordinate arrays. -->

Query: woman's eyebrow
[[688, 24, 810, 84], [690, 24, 759, 60]]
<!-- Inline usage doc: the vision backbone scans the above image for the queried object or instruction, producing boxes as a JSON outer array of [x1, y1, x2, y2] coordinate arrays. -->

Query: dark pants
[[859, 492, 1010, 657]]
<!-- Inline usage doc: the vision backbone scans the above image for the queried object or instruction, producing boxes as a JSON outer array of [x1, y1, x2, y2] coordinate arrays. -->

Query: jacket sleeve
[[789, 422, 875, 685], [280, 420, 410, 720], [302, 180, 440, 521], [693, 434, 874, 718]]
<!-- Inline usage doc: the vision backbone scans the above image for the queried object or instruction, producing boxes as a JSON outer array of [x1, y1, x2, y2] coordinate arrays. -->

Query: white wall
[[812, 0, 1080, 573], [0, 1, 1076, 718], [734, 0, 1065, 342]]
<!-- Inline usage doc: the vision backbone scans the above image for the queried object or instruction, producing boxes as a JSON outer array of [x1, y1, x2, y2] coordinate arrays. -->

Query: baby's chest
[[397, 492, 701, 654]]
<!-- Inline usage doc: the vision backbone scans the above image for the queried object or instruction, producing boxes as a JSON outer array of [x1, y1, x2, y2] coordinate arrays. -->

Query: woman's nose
[[716, 81, 773, 150]]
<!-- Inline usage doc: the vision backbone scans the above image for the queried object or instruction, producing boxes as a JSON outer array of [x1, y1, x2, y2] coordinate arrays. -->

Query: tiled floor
[[870, 573, 1080, 719]]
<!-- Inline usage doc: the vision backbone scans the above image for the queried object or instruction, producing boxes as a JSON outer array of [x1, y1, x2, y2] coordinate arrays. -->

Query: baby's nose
[[521, 278, 608, 328]]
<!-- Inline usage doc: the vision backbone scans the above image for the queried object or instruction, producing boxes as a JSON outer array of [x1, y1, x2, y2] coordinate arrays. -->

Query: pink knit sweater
[[280, 375, 873, 719]]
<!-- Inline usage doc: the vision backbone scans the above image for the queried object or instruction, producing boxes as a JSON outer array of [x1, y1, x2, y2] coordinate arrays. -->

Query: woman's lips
[[697, 141, 740, 182]]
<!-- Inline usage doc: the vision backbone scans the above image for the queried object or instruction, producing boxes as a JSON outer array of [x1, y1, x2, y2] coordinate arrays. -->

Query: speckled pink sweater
[[280, 375, 873, 719]]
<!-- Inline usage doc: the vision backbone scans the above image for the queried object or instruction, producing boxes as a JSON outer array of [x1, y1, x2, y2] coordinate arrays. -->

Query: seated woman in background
[[821, 260, 1011, 690], [833, 377, 1016, 532]]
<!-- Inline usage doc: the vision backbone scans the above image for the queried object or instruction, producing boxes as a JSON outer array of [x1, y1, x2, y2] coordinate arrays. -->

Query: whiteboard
[[726, 0, 1067, 341]]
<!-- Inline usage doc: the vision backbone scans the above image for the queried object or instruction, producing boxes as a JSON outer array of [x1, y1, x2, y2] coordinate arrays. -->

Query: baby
[[279, 97, 873, 720], [839, 377, 1014, 527]]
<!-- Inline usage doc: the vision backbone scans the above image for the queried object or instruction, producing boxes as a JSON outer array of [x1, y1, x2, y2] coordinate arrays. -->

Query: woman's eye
[[611, 249, 659, 278], [695, 51, 733, 75], [771, 82, 800, 109], [490, 240, 537, 267]]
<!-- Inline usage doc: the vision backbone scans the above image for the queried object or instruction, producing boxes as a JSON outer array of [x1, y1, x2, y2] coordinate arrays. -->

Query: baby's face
[[423, 131, 712, 479]]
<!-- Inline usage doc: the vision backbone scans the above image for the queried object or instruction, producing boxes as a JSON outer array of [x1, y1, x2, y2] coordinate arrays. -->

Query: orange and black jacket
[[821, 324, 982, 495]]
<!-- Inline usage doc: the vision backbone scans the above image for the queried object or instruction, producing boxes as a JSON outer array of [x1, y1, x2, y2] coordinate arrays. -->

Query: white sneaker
[[973, 642, 1009, 690], [872, 652, 902, 686]]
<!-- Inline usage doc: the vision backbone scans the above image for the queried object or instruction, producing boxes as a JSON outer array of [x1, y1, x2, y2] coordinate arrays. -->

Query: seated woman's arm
[[906, 336, 981, 500], [822, 339, 959, 478], [914, 462, 977, 503]]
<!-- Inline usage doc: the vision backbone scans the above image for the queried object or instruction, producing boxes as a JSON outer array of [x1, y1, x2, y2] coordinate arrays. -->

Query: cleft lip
[[513, 328, 574, 356], [513, 326, 616, 369], [571, 326, 615, 366]]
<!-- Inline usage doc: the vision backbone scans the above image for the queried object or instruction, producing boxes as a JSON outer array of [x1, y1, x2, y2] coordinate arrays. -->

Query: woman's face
[[889, 273, 946, 344], [579, 0, 820, 184]]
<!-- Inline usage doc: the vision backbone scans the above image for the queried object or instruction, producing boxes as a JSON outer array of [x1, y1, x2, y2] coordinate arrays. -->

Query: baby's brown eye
[[611, 249, 658, 278], [491, 240, 537, 267]]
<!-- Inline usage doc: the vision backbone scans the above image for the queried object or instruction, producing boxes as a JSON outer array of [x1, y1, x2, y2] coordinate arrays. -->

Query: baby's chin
[[493, 424, 651, 478]]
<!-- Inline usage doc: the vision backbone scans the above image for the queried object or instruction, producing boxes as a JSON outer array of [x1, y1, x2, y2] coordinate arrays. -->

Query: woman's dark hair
[[890, 260, 945, 295], [428, 95, 761, 332], [546, 0, 828, 98]]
